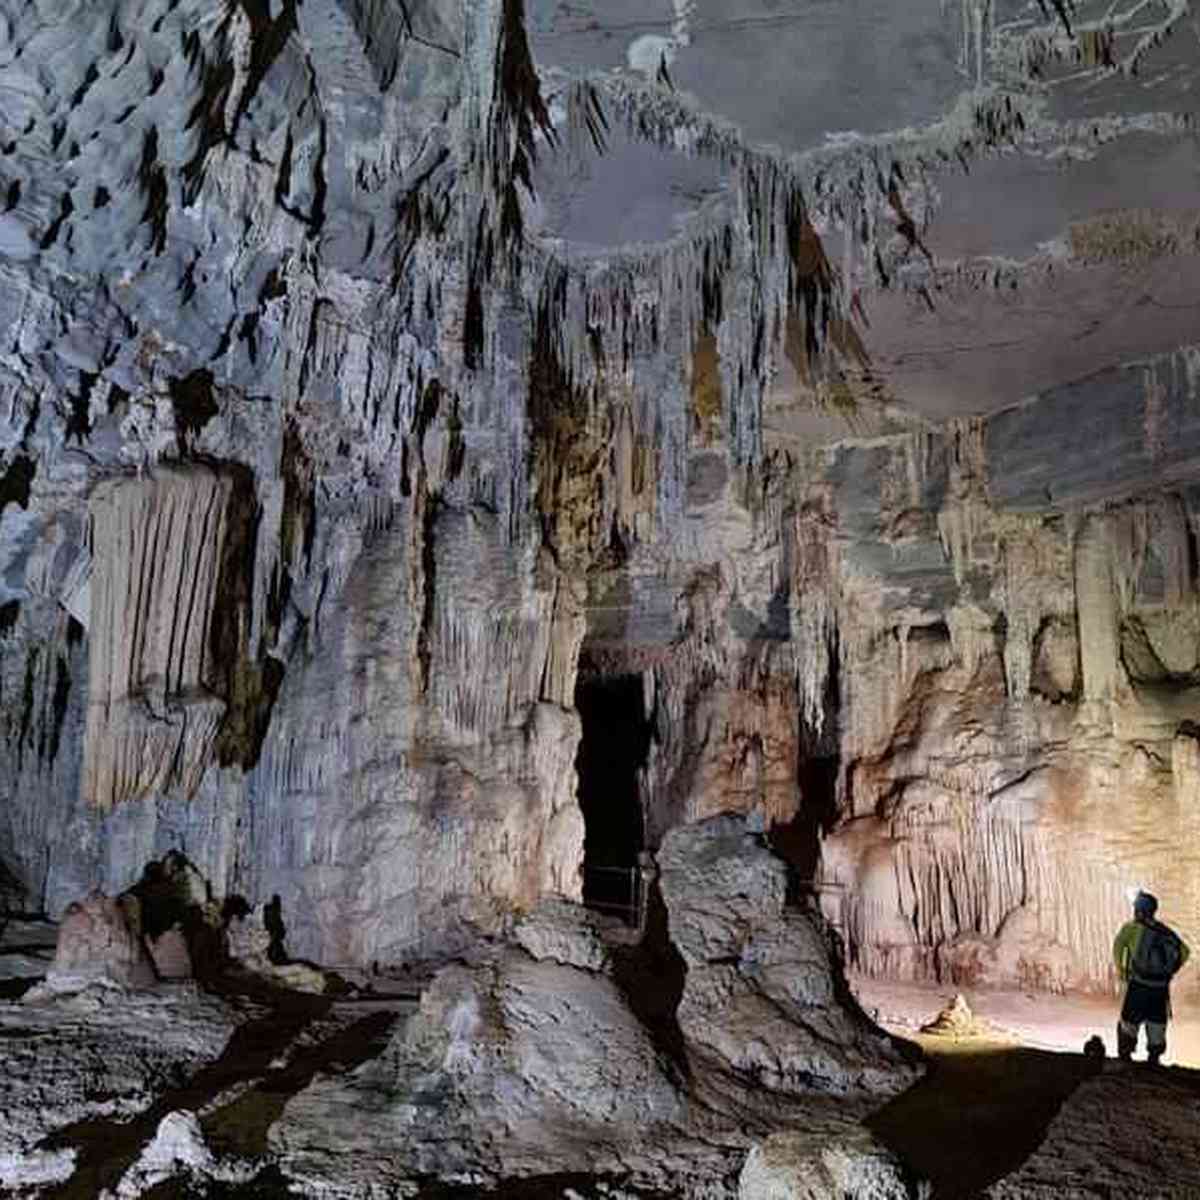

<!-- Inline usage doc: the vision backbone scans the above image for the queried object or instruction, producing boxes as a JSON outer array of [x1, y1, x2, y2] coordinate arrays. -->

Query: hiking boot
[[1117, 1027, 1136, 1063]]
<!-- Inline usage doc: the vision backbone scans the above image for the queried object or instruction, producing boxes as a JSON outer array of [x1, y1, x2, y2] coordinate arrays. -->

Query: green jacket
[[1113, 918, 1190, 984]]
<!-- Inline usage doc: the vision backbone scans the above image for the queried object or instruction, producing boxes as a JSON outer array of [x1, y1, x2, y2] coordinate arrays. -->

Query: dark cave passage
[[574, 671, 652, 920], [770, 630, 842, 904]]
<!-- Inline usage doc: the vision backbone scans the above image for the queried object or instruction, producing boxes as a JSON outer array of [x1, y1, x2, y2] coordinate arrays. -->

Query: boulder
[[272, 950, 687, 1192], [512, 898, 613, 971], [659, 814, 920, 1105], [46, 892, 156, 990]]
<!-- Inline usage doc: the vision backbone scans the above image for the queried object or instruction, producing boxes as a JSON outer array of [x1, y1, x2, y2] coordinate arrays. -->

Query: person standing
[[1113, 890, 1190, 1065]]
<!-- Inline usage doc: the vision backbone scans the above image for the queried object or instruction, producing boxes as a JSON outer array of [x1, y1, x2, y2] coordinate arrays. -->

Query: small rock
[[739, 1127, 924, 1200]]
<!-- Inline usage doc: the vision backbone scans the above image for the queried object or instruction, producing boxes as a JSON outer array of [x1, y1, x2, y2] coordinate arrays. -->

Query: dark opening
[[770, 629, 842, 905], [574, 672, 651, 919]]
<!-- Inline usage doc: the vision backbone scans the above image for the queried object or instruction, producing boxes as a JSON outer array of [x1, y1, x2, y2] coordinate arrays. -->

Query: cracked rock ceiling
[[529, 0, 1200, 437]]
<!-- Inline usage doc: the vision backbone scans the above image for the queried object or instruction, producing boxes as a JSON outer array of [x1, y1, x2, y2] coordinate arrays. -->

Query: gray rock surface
[[513, 897, 615, 971], [273, 950, 692, 1193], [45, 891, 157, 990], [660, 815, 919, 1104], [738, 1126, 925, 1200], [0, 982, 238, 1191]]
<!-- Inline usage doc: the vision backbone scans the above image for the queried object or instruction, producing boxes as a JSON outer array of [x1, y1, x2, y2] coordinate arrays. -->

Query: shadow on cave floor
[[40, 978, 406, 1200], [866, 1037, 1105, 1199]]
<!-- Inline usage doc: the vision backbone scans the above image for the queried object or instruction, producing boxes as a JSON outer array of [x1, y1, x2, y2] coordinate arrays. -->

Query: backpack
[[1133, 921, 1183, 983]]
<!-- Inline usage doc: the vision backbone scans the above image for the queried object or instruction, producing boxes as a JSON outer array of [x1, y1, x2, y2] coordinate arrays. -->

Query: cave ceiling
[[526, 0, 1199, 434]]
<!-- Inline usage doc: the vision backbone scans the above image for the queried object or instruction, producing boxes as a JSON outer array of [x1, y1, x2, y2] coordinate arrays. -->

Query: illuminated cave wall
[[1, 0, 1199, 985]]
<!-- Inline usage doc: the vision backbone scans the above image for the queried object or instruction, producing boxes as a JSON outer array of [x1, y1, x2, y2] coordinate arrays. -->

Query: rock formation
[[271, 816, 919, 1195], [659, 815, 913, 1102], [83, 466, 241, 810], [738, 1127, 923, 1200], [2, 3, 1199, 1195], [45, 891, 157, 990], [0, 0, 1196, 1055]]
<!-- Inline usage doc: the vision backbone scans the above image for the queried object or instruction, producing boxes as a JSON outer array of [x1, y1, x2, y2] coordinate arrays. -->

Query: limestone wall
[[2, 0, 1200, 985]]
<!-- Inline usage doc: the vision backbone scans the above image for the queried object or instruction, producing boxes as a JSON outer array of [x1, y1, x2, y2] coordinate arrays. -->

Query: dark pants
[[1118, 979, 1170, 1060]]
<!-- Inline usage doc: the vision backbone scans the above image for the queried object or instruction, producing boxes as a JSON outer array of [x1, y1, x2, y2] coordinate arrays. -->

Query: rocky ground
[[3, 964, 1200, 1198], [5, 843, 1200, 1199]]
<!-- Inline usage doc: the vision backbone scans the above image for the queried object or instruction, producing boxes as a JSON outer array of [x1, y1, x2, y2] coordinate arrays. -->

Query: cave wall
[[817, 352, 1200, 993], [2, 0, 1199, 986], [0, 0, 808, 963]]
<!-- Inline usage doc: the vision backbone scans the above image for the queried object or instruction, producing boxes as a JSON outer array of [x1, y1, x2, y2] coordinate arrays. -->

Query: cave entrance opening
[[770, 629, 843, 907], [574, 671, 652, 925]]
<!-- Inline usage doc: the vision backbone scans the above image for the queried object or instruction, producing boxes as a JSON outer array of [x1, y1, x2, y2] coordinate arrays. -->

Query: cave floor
[[869, 1036, 1100, 1198], [868, 1035, 1200, 1199], [851, 973, 1200, 1067], [7, 943, 1200, 1197], [856, 975, 1200, 1198]]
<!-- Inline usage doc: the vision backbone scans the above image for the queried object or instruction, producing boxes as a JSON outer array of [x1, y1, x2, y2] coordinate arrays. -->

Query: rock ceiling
[[526, 0, 1200, 432]]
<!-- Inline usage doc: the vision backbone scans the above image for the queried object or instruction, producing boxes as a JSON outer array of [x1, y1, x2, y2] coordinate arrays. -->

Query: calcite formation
[[0, 0, 1198, 1003], [83, 466, 238, 809]]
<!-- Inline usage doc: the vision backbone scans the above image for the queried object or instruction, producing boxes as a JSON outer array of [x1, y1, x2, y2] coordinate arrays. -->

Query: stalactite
[[996, 515, 1069, 701], [937, 417, 990, 586], [1173, 727, 1200, 806], [941, 603, 990, 681], [829, 780, 1139, 991], [790, 491, 839, 733]]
